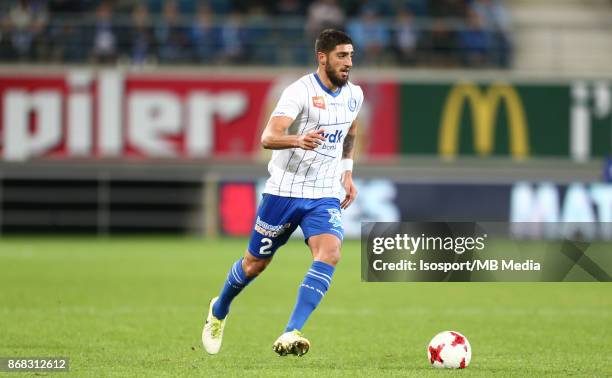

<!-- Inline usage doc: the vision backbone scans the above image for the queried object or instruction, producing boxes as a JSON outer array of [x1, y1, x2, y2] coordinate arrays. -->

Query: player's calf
[[210, 257, 255, 321], [242, 250, 272, 278]]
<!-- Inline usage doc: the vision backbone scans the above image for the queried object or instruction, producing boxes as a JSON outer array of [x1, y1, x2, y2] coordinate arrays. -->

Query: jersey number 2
[[259, 238, 273, 255]]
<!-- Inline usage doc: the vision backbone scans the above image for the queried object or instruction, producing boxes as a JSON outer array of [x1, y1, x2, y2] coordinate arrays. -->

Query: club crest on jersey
[[348, 97, 357, 112], [312, 96, 326, 109]]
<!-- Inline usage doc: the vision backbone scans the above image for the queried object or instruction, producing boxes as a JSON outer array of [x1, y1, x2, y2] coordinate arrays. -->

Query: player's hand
[[297, 129, 326, 150], [340, 171, 358, 209]]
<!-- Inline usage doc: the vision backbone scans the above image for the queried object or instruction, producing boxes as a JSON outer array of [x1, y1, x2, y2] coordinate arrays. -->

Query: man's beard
[[326, 64, 349, 88]]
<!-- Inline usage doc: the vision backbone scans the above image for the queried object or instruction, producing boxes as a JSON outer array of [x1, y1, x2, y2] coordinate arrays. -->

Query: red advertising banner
[[0, 70, 398, 161], [358, 81, 398, 157]]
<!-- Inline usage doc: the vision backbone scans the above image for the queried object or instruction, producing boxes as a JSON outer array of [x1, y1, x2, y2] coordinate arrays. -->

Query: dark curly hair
[[315, 29, 353, 54]]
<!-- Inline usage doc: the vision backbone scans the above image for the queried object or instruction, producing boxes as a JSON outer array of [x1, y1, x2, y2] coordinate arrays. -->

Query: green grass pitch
[[0, 237, 610, 377]]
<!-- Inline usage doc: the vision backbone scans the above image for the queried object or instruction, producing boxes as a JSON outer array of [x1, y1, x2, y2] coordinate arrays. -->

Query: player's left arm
[[340, 119, 358, 209]]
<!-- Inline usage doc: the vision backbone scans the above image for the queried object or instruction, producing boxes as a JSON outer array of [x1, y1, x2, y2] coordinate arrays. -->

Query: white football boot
[[202, 297, 226, 354], [272, 330, 310, 357]]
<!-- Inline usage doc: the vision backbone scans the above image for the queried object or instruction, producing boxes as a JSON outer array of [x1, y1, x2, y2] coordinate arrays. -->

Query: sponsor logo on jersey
[[320, 129, 344, 151], [323, 129, 344, 143], [312, 96, 326, 109]]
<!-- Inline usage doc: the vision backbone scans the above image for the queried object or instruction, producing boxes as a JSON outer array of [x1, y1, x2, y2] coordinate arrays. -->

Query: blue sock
[[212, 258, 253, 320], [285, 261, 335, 332]]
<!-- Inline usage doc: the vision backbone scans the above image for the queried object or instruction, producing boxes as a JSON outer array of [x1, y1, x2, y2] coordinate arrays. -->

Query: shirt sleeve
[[270, 82, 305, 120], [354, 85, 365, 116]]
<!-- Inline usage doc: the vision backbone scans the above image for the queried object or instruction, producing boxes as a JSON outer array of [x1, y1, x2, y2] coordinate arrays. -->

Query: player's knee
[[315, 246, 341, 266], [242, 252, 271, 278]]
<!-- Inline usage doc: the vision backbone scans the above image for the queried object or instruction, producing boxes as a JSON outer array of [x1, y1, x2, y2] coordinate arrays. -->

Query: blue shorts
[[247, 194, 344, 258]]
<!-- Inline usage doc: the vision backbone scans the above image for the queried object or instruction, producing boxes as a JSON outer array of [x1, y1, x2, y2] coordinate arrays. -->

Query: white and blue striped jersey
[[263, 73, 364, 200]]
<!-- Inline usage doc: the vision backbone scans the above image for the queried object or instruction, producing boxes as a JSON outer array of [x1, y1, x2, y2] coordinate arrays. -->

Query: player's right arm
[[261, 116, 326, 150]]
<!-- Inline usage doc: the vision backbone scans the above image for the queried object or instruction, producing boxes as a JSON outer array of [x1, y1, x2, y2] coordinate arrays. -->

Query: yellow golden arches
[[438, 82, 529, 159]]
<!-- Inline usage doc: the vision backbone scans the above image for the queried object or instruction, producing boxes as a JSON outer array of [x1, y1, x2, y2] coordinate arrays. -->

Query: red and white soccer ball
[[427, 331, 471, 369]]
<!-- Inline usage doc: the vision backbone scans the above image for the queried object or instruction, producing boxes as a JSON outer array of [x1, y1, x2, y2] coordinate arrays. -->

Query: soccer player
[[202, 29, 363, 357]]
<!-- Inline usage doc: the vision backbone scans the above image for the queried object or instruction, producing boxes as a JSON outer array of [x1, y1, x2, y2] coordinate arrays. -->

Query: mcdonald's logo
[[438, 82, 529, 158]]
